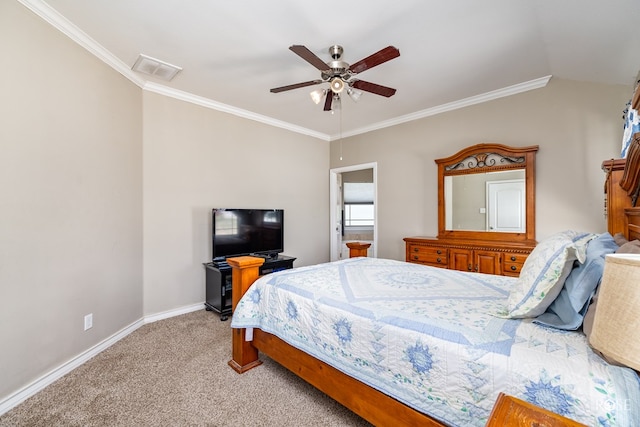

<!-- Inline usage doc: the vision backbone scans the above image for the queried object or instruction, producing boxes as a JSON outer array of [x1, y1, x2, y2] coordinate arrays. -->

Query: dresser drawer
[[404, 237, 535, 276], [407, 245, 448, 266], [502, 252, 527, 276]]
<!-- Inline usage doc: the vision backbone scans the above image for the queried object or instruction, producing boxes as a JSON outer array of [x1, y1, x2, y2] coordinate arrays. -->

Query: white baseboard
[[0, 302, 205, 416], [143, 302, 203, 324]]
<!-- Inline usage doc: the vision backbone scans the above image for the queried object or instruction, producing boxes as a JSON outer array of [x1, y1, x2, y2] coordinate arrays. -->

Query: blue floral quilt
[[230, 257, 640, 426]]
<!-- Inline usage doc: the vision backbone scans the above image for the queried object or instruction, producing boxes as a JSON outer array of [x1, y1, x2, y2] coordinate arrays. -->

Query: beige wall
[[0, 0, 143, 400], [1, 1, 330, 404], [342, 169, 374, 183], [331, 78, 630, 260], [1, 0, 633, 412], [141, 93, 329, 315]]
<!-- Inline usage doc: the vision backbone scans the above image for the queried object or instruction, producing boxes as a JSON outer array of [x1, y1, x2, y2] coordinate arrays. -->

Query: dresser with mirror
[[404, 143, 538, 276]]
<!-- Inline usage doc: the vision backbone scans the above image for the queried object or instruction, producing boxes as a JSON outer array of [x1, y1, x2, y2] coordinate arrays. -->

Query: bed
[[227, 146, 640, 426], [227, 234, 640, 426]]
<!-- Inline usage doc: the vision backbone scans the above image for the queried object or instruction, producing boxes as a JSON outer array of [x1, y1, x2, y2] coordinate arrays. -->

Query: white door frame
[[329, 162, 378, 261]]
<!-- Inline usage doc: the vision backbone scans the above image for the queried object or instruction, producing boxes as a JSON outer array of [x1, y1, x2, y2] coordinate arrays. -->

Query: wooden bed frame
[[225, 255, 445, 426], [226, 141, 640, 425]]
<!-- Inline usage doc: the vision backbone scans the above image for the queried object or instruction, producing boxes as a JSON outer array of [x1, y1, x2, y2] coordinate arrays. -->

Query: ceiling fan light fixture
[[347, 87, 362, 102], [310, 89, 326, 104], [330, 77, 345, 94], [271, 44, 400, 110]]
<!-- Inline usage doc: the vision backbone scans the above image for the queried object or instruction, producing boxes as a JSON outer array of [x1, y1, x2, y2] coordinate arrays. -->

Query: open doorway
[[329, 162, 377, 261]]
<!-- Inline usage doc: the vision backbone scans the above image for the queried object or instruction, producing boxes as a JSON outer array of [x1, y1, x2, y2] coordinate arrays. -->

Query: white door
[[486, 179, 525, 232]]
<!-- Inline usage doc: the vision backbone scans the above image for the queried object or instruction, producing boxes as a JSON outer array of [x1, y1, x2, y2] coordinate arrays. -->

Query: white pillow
[[504, 231, 595, 318]]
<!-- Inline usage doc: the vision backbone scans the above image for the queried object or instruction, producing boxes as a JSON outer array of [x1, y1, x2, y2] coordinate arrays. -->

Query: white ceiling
[[21, 0, 640, 140]]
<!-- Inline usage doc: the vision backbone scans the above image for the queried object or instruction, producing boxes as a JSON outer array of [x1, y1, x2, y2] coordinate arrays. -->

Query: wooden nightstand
[[486, 393, 587, 426]]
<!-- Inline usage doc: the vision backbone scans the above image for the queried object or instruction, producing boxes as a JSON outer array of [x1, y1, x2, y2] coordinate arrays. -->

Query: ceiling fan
[[270, 44, 400, 111]]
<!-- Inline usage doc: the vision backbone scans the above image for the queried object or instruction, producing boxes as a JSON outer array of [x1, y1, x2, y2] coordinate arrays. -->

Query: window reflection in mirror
[[444, 170, 525, 232]]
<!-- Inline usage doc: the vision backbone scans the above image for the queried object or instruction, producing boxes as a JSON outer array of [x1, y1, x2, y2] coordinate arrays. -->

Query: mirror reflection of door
[[486, 179, 525, 232], [445, 170, 525, 231]]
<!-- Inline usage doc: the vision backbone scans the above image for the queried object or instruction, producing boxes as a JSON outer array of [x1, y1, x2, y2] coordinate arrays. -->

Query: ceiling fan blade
[[349, 46, 400, 74], [289, 45, 330, 71], [352, 80, 396, 97], [323, 92, 333, 111], [270, 79, 323, 93]]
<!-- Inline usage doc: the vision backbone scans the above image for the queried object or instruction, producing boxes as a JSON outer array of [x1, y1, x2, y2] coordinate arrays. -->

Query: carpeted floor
[[0, 310, 372, 426]]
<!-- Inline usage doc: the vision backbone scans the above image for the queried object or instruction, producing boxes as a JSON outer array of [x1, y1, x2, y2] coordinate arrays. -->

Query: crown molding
[[18, 0, 329, 140], [17, 0, 147, 88], [143, 83, 329, 141], [336, 75, 552, 139], [19, 0, 550, 142]]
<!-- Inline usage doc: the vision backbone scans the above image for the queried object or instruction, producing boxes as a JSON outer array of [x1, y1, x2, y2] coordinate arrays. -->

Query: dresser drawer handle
[[511, 265, 517, 271], [510, 256, 517, 261], [413, 247, 419, 252], [413, 255, 419, 260], [437, 250, 442, 254], [437, 257, 441, 263]]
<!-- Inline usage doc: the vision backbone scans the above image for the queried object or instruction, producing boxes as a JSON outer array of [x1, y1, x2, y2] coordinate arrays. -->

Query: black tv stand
[[203, 254, 296, 320]]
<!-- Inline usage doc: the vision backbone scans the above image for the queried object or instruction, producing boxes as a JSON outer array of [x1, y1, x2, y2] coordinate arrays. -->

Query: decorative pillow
[[534, 232, 618, 330], [503, 231, 595, 318], [613, 232, 628, 246], [616, 239, 640, 254], [582, 288, 598, 338]]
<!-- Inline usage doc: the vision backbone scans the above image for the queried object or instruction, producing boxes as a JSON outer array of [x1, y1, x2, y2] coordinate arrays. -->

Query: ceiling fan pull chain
[[339, 106, 343, 161]]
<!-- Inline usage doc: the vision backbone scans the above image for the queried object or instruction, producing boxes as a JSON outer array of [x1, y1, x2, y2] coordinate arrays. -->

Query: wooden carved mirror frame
[[435, 143, 539, 244]]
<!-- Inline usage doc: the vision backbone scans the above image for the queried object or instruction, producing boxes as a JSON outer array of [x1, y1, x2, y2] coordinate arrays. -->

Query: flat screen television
[[212, 208, 284, 261]]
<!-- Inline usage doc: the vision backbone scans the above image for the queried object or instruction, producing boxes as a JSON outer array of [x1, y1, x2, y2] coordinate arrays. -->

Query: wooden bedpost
[[346, 242, 371, 258], [226, 256, 265, 373]]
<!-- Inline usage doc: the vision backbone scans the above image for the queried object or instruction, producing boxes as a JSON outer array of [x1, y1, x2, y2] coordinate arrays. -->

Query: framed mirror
[[436, 143, 538, 243]]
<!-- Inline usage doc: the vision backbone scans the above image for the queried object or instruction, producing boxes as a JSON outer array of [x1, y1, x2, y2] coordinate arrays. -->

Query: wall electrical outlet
[[84, 313, 93, 331]]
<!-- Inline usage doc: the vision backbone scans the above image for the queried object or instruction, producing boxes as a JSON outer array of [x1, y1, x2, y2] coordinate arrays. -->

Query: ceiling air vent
[[131, 54, 182, 81]]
